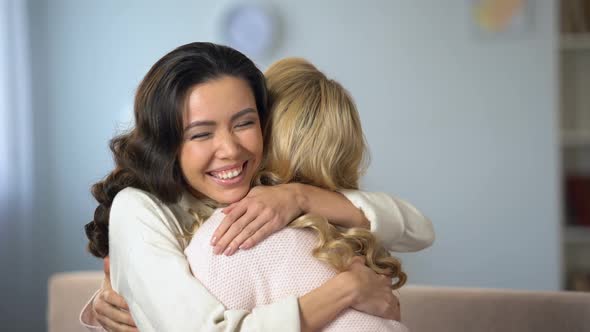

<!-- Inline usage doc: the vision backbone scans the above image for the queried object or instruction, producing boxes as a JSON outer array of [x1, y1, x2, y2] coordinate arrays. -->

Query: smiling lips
[[208, 162, 247, 184]]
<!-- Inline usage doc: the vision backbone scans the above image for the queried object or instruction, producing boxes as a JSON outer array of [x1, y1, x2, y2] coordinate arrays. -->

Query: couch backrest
[[48, 271, 102, 332], [399, 285, 590, 332], [48, 272, 590, 332]]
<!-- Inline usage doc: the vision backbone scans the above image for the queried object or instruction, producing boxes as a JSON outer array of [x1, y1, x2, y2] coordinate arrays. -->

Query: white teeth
[[211, 165, 243, 180]]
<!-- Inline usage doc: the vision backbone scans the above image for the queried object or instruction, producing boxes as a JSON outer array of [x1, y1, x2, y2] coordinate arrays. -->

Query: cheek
[[178, 146, 191, 179], [244, 135, 263, 168], [179, 143, 207, 176], [246, 128, 264, 159]]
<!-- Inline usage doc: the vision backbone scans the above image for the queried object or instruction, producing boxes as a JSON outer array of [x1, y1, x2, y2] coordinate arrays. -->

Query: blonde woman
[[81, 46, 433, 332], [184, 58, 413, 331]]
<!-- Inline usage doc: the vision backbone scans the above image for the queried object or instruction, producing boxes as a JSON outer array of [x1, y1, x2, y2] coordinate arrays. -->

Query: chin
[[213, 187, 250, 205]]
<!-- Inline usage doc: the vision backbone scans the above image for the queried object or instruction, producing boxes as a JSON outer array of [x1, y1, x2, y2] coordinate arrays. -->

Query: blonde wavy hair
[[256, 58, 406, 289]]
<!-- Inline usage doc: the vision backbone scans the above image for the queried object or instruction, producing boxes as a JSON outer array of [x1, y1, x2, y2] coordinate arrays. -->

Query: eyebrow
[[184, 108, 257, 131]]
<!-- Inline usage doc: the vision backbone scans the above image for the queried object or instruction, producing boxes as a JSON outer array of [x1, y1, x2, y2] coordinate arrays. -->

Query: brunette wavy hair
[[84, 42, 268, 258]]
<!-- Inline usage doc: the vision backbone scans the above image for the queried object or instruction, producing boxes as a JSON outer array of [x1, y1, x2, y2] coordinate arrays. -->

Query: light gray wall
[[257, 0, 560, 290], [23, 0, 559, 329]]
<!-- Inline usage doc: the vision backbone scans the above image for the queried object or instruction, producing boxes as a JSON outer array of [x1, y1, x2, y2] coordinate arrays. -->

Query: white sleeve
[[338, 190, 435, 252], [109, 188, 301, 332]]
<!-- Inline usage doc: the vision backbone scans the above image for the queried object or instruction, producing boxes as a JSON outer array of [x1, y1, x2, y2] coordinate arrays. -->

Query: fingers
[[347, 256, 367, 274], [95, 292, 136, 328], [239, 219, 277, 250], [213, 207, 258, 255], [96, 314, 120, 332], [368, 295, 395, 320], [221, 203, 237, 215], [96, 314, 138, 332], [104, 256, 111, 275], [96, 307, 136, 330], [102, 289, 130, 311], [102, 256, 112, 290], [93, 270, 137, 331], [211, 203, 248, 247], [225, 212, 272, 251]]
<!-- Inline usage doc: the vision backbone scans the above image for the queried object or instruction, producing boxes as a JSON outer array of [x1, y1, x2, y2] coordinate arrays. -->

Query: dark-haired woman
[[81, 42, 433, 332]]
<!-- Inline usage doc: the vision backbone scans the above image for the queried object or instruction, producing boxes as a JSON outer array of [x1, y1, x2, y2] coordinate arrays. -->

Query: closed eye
[[235, 120, 255, 128], [190, 132, 211, 140]]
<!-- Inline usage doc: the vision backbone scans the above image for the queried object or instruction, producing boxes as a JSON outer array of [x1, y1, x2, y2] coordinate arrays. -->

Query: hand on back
[[92, 257, 137, 332], [346, 257, 401, 321]]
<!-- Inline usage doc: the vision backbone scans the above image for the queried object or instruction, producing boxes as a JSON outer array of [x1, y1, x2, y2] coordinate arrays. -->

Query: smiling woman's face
[[179, 76, 263, 204]]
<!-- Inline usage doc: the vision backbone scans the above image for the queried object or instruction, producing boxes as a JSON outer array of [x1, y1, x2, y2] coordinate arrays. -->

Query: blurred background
[[2, 0, 590, 330]]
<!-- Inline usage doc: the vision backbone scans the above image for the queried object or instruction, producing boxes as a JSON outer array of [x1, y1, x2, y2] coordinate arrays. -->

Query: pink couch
[[48, 271, 590, 332]]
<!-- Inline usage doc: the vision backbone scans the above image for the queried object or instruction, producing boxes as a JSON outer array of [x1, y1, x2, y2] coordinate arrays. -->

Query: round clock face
[[223, 5, 276, 57]]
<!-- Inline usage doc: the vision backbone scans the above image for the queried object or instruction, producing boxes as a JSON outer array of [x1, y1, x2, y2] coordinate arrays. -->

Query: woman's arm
[[212, 183, 434, 255], [293, 183, 370, 229], [81, 260, 396, 332], [290, 184, 435, 252], [80, 288, 135, 332], [79, 257, 137, 332], [103, 187, 397, 332], [298, 258, 398, 331], [336, 189, 435, 252], [108, 188, 300, 332]]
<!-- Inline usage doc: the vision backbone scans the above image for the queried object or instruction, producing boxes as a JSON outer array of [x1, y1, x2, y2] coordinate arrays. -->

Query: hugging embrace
[[81, 42, 434, 332]]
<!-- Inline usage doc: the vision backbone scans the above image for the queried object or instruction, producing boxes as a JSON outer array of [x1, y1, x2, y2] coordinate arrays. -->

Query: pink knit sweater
[[185, 209, 409, 332]]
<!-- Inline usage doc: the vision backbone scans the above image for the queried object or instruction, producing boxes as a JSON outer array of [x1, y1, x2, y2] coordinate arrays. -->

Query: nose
[[215, 130, 241, 159]]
